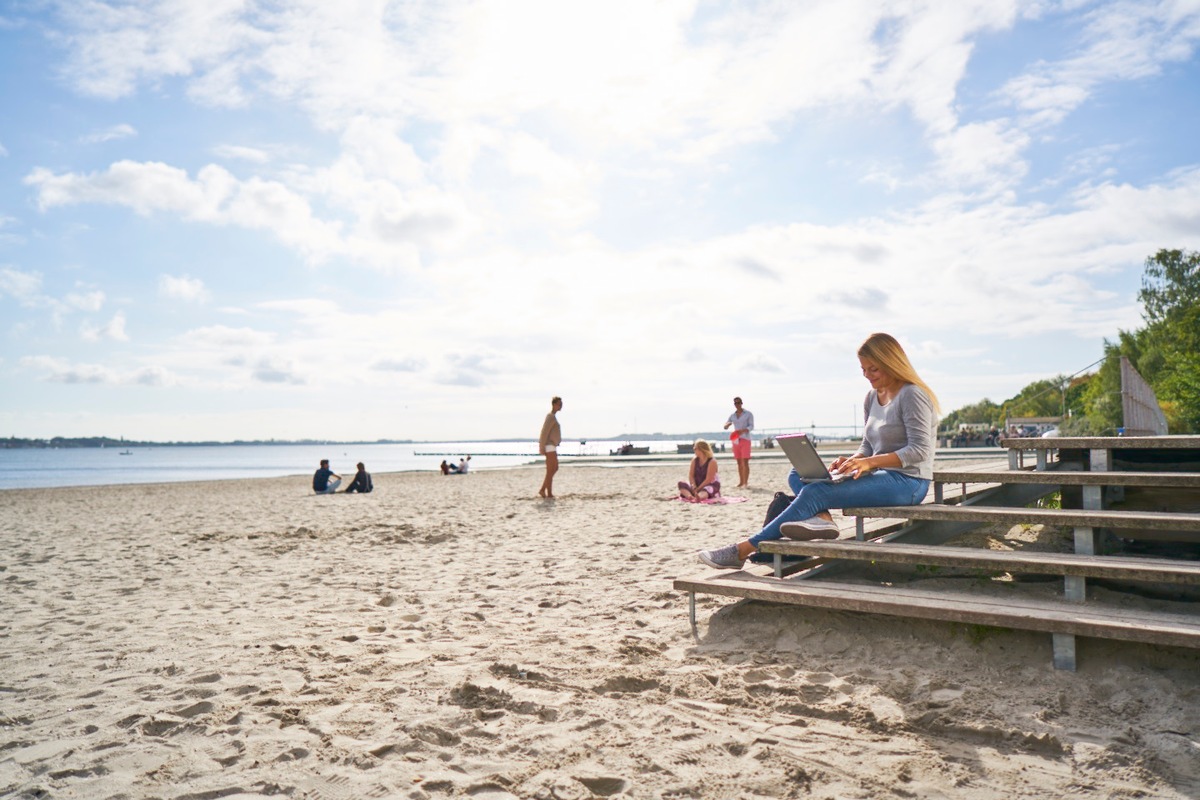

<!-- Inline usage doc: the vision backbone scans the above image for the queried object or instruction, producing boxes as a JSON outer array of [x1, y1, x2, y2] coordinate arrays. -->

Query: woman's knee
[[796, 481, 833, 505]]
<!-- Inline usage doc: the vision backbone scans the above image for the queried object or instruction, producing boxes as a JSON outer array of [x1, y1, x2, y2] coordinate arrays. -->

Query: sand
[[2, 459, 1199, 799]]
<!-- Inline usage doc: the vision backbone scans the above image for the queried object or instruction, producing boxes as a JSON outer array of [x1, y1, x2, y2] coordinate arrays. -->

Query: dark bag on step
[[764, 491, 795, 526]]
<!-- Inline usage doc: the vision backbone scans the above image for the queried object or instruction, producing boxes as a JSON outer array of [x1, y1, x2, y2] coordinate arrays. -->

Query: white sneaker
[[697, 543, 745, 569], [780, 515, 839, 540]]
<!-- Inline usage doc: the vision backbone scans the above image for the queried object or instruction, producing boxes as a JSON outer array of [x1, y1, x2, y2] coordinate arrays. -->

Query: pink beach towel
[[670, 495, 748, 505]]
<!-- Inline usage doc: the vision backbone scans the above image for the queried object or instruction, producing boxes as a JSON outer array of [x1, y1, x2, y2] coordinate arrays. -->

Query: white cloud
[[251, 356, 305, 385], [26, 161, 347, 264], [0, 266, 43, 303], [180, 325, 275, 348], [10, 0, 1200, 441], [46, 1, 1031, 164], [81, 310, 129, 342], [211, 144, 270, 163], [159, 273, 211, 303], [742, 354, 787, 374], [65, 288, 106, 312], [54, 0, 259, 101], [28, 0, 1079, 273], [0, 140, 8, 157], [21, 355, 113, 384], [0, 270, 111, 323], [257, 298, 342, 317], [81, 123, 137, 143], [1000, 2, 1200, 127], [20, 354, 174, 386], [371, 356, 427, 372], [435, 351, 514, 388], [930, 120, 1030, 190]]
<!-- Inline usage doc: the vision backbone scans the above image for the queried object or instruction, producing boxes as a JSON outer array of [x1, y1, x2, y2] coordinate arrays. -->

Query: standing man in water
[[538, 396, 563, 498], [723, 396, 755, 488]]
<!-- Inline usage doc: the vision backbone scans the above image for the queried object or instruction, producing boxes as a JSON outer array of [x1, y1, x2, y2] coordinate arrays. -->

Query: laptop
[[775, 433, 849, 483]]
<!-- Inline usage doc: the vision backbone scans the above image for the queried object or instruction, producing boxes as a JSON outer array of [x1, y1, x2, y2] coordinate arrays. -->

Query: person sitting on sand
[[697, 332, 938, 569], [440, 460, 451, 475], [447, 456, 470, 474], [312, 459, 342, 494], [344, 462, 373, 493], [678, 439, 720, 501]]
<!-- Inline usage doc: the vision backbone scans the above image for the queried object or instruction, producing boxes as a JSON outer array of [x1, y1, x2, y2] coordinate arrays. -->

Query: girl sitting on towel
[[678, 439, 721, 502]]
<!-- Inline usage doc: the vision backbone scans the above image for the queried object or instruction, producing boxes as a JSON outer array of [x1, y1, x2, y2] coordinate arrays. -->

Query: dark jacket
[[345, 470, 373, 493]]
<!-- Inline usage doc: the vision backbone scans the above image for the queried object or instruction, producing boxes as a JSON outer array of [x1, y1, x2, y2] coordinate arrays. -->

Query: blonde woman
[[699, 332, 939, 569], [678, 439, 721, 501]]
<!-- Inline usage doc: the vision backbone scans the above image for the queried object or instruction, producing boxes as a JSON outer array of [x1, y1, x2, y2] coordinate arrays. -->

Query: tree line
[[940, 248, 1199, 435]]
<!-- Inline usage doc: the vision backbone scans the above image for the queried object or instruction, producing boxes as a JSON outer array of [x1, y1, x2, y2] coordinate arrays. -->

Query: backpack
[[764, 491, 795, 526]]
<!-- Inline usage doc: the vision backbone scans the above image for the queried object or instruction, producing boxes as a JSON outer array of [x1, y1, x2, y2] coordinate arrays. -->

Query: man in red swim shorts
[[723, 396, 755, 487]]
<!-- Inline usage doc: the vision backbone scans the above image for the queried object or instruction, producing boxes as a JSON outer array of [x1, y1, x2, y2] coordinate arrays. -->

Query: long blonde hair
[[693, 438, 714, 460], [857, 332, 940, 415]]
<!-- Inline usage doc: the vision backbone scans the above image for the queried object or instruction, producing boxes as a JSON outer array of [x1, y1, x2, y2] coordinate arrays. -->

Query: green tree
[[1137, 248, 1200, 432], [942, 248, 1198, 434], [1076, 338, 1129, 434], [1139, 248, 1200, 329], [939, 398, 1001, 431], [1006, 376, 1071, 418]]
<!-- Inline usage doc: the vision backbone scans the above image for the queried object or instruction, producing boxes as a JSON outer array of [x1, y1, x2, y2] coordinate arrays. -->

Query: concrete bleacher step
[[843, 504, 1200, 532], [672, 570, 1200, 650], [756, 540, 1200, 584]]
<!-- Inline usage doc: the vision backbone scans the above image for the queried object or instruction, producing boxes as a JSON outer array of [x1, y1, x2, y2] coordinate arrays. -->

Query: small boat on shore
[[610, 443, 650, 456]]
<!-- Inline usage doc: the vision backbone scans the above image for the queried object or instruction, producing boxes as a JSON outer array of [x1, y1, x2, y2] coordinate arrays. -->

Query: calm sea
[[0, 439, 685, 491]]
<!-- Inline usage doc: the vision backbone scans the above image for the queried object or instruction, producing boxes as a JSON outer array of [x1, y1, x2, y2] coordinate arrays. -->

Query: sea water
[[0, 440, 675, 490]]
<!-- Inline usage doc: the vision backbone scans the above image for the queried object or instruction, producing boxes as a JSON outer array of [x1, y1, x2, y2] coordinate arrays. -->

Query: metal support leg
[[774, 553, 782, 578], [1052, 633, 1077, 671], [856, 517, 865, 541], [688, 592, 696, 630], [934, 482, 943, 503], [1008, 449, 1020, 470]]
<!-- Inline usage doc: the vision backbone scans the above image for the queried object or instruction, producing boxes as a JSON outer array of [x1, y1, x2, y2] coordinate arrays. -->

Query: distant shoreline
[[2, 429, 868, 450]]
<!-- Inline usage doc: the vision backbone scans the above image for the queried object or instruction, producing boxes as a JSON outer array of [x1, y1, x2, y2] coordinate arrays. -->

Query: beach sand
[[2, 460, 1199, 799]]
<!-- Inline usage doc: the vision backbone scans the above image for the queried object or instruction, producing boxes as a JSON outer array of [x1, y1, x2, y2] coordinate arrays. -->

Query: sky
[[1, 0, 1199, 443]]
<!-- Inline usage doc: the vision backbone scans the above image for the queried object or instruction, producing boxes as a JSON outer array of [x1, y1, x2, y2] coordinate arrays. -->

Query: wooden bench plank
[[1003, 436, 1200, 450], [756, 540, 1200, 583], [843, 504, 1200, 531], [672, 572, 1200, 649], [933, 470, 1200, 488], [775, 477, 1004, 539]]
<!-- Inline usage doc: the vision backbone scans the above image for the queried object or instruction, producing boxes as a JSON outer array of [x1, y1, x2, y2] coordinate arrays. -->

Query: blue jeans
[[748, 468, 929, 549]]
